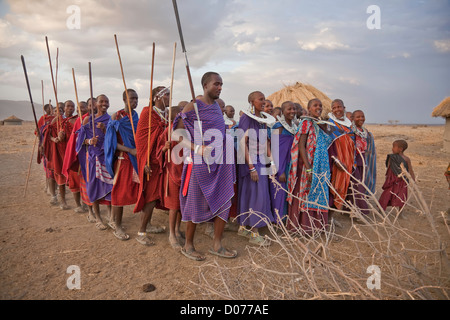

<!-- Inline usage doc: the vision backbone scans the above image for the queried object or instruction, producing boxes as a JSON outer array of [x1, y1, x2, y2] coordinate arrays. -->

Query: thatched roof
[[266, 82, 332, 118], [431, 97, 450, 118], [3, 115, 23, 122]]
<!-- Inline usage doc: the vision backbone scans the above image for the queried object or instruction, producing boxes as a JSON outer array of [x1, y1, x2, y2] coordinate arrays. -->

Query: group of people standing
[[35, 71, 415, 262]]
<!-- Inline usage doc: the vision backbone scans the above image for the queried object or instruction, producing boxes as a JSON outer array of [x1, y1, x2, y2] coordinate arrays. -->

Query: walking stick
[[168, 42, 176, 163], [71, 68, 83, 123], [24, 135, 38, 197], [165, 42, 177, 197], [114, 34, 137, 142], [88, 62, 96, 146], [45, 37, 60, 133], [172, 0, 210, 173], [147, 42, 155, 181]]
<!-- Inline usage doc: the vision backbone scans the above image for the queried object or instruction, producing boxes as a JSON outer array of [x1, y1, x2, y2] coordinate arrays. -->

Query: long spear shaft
[[88, 62, 96, 145], [45, 37, 60, 132], [172, 0, 209, 173], [20, 55, 40, 136], [168, 42, 177, 163], [114, 34, 136, 142], [71, 68, 82, 122], [147, 42, 155, 181]]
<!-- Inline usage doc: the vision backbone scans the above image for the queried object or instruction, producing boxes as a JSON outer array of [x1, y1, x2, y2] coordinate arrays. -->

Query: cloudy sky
[[0, 0, 449, 124]]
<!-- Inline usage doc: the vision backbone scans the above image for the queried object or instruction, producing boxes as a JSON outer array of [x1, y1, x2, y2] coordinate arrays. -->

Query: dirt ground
[[0, 122, 448, 300]]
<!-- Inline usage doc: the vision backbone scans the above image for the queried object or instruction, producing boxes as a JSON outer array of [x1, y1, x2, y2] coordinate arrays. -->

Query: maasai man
[[76, 94, 113, 231], [237, 91, 277, 246], [62, 101, 89, 213], [346, 110, 376, 216], [287, 99, 333, 236], [44, 100, 79, 210], [269, 101, 297, 223], [37, 103, 55, 197], [327, 99, 355, 225], [78, 98, 98, 220], [104, 89, 139, 241], [173, 71, 236, 261], [224, 105, 237, 128], [133, 86, 169, 246], [157, 105, 185, 249]]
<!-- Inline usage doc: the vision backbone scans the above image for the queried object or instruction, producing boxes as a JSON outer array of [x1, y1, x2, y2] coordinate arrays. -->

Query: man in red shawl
[[36, 103, 55, 197], [104, 89, 140, 241], [133, 86, 169, 246], [44, 100, 80, 210]]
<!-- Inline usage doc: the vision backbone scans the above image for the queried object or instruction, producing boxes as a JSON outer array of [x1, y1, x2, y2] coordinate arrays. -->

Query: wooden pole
[[114, 34, 136, 142], [24, 135, 38, 197], [167, 42, 177, 163], [45, 37, 60, 132], [71, 68, 82, 122], [147, 42, 155, 181], [88, 62, 96, 145]]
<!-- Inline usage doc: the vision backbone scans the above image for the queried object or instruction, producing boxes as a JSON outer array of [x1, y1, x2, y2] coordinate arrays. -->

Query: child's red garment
[[378, 154, 408, 210]]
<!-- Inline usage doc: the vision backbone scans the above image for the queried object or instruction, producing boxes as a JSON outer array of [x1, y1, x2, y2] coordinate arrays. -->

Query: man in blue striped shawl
[[173, 72, 237, 261]]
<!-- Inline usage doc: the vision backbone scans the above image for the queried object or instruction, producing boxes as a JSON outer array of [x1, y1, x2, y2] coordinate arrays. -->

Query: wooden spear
[[45, 37, 60, 132], [71, 68, 82, 122], [147, 42, 155, 181], [114, 34, 136, 142], [88, 62, 96, 145]]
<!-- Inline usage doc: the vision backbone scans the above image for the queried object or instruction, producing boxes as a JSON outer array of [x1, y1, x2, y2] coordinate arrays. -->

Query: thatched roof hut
[[431, 97, 450, 153], [266, 82, 332, 118], [3, 115, 23, 126]]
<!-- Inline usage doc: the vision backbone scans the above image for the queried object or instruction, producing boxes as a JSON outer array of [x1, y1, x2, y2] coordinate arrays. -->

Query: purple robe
[[175, 100, 235, 223], [76, 113, 113, 202], [269, 123, 294, 222], [237, 113, 275, 228]]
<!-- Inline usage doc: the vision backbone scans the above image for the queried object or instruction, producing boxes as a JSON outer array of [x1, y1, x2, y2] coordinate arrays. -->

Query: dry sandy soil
[[0, 122, 448, 300]]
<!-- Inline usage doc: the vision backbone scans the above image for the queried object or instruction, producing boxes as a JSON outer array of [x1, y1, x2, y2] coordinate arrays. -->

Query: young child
[[379, 140, 415, 211]]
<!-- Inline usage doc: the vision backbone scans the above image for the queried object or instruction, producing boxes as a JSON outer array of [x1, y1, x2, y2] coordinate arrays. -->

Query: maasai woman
[[269, 101, 297, 223], [327, 99, 355, 212], [76, 94, 113, 231], [346, 110, 376, 215], [287, 99, 333, 237], [237, 91, 277, 246]]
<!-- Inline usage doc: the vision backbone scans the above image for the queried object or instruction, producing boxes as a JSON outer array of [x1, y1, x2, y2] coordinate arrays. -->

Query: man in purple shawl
[[76, 94, 113, 231], [173, 72, 237, 261]]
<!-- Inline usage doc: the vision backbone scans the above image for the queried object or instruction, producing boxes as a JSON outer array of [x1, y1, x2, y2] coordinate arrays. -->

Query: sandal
[[208, 247, 238, 259], [237, 226, 252, 239], [249, 234, 271, 247], [136, 232, 155, 246], [95, 221, 108, 231], [87, 214, 96, 223], [181, 247, 206, 261], [113, 228, 130, 241], [146, 225, 166, 234]]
